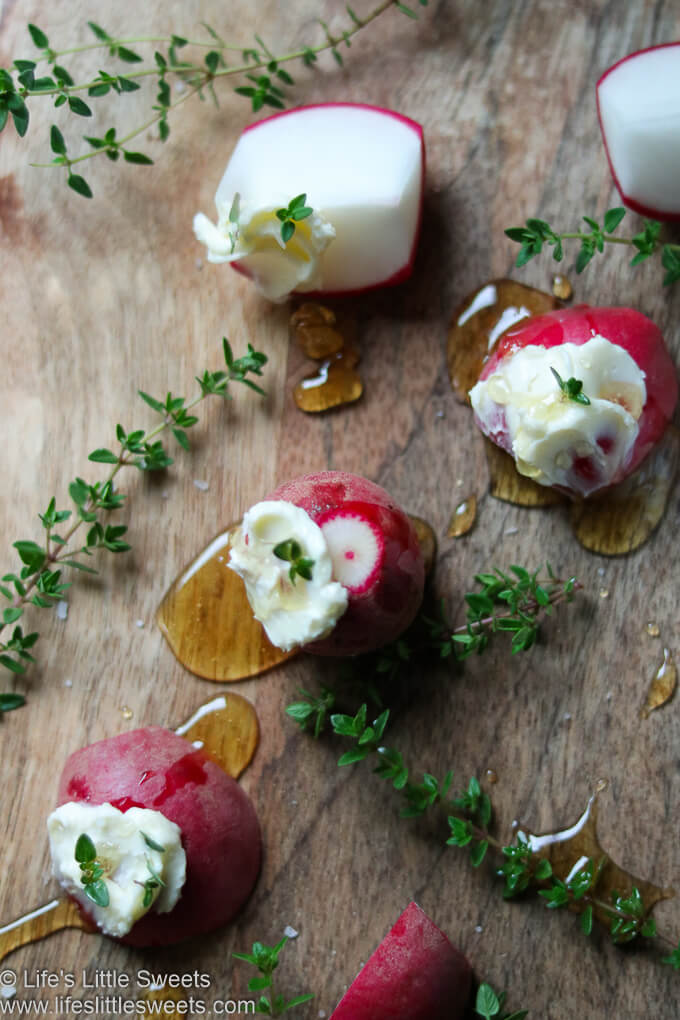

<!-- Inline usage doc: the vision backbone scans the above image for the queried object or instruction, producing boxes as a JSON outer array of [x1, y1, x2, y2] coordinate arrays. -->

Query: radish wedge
[[329, 902, 472, 1020], [193, 103, 425, 300], [597, 44, 680, 221]]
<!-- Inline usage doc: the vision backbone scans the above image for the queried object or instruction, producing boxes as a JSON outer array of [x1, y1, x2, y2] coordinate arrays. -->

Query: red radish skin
[[596, 43, 680, 222], [329, 902, 472, 1020], [57, 726, 261, 947], [475, 305, 678, 493], [266, 471, 425, 656], [225, 103, 425, 297]]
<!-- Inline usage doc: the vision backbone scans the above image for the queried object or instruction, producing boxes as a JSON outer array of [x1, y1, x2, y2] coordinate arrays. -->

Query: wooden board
[[1, 1, 679, 1017]]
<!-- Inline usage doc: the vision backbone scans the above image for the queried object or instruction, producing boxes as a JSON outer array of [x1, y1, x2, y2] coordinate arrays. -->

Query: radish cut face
[[597, 44, 680, 220], [319, 509, 383, 594], [193, 103, 425, 300]]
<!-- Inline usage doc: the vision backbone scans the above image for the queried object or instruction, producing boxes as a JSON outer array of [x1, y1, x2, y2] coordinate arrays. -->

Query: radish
[[469, 305, 678, 498], [54, 726, 261, 947], [230, 471, 425, 656], [329, 902, 472, 1020], [193, 103, 425, 300], [597, 43, 680, 220]]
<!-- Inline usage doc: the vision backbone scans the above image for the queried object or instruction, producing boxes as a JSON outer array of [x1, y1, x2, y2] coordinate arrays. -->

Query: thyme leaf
[[505, 207, 680, 287], [0, 340, 267, 703]]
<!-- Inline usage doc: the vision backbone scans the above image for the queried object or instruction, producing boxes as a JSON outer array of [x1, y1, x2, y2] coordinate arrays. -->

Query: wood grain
[[1, 1, 679, 1018]]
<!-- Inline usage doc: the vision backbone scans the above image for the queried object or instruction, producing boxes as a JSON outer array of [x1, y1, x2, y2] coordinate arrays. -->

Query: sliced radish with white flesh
[[318, 510, 383, 593], [193, 103, 425, 300], [597, 43, 680, 220], [235, 472, 425, 657]]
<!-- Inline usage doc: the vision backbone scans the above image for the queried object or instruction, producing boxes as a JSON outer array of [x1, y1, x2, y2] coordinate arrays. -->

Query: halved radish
[[597, 43, 680, 220], [233, 471, 425, 656], [469, 305, 678, 498], [329, 902, 472, 1020], [54, 726, 261, 947], [193, 103, 425, 300]]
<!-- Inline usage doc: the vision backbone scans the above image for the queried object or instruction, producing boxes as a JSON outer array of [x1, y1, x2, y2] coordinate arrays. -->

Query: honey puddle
[[157, 523, 296, 683], [524, 785, 674, 929], [449, 278, 679, 553], [0, 694, 259, 965], [290, 302, 363, 412]]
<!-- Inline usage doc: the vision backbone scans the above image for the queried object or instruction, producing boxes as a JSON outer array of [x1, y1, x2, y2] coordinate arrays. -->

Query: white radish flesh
[[196, 103, 425, 297], [597, 43, 680, 220]]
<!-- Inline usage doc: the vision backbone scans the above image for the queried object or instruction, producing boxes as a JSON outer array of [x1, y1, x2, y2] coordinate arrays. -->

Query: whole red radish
[[56, 726, 261, 947], [329, 902, 472, 1020], [470, 305, 677, 498], [265, 471, 425, 656], [193, 103, 425, 300]]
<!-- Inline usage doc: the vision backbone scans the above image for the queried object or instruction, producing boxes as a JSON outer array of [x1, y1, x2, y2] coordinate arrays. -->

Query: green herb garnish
[[141, 857, 166, 909], [2, 4, 428, 199], [475, 982, 528, 1020], [273, 539, 315, 585], [141, 831, 166, 853], [505, 207, 680, 286], [550, 368, 591, 406], [233, 936, 313, 1016], [75, 833, 109, 908], [275, 194, 314, 244], [0, 693, 26, 715], [0, 338, 267, 706]]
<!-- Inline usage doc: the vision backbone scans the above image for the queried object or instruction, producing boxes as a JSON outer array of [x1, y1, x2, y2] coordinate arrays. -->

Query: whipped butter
[[228, 500, 348, 650], [469, 335, 647, 495], [193, 198, 336, 302], [48, 802, 186, 937]]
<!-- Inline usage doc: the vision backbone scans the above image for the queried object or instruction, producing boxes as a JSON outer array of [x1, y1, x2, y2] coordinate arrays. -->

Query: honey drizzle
[[447, 278, 561, 403], [641, 648, 677, 719], [450, 278, 679, 552], [156, 523, 296, 683], [176, 693, 259, 778], [525, 787, 674, 928], [0, 897, 92, 965], [290, 301, 363, 412]]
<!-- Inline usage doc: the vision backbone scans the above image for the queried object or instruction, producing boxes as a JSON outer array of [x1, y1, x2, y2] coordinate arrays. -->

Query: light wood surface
[[1, 1, 679, 1017]]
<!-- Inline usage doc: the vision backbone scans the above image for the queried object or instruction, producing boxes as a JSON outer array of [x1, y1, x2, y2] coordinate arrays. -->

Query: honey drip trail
[[525, 788, 674, 929], [0, 898, 92, 966]]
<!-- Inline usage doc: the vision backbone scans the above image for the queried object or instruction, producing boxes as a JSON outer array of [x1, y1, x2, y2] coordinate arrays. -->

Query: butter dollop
[[193, 196, 336, 302], [228, 500, 348, 650], [469, 335, 647, 495], [47, 802, 186, 937]]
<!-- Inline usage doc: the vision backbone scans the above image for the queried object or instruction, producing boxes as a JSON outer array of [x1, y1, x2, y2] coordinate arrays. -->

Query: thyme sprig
[[505, 207, 680, 286], [475, 983, 528, 1020], [1, 2, 428, 198], [317, 703, 680, 965], [551, 368, 590, 406], [449, 564, 580, 659], [273, 539, 315, 585], [75, 833, 109, 908], [0, 339, 267, 702], [233, 936, 313, 1017]]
